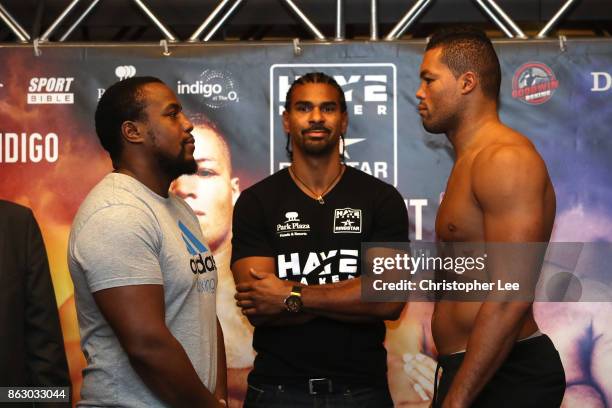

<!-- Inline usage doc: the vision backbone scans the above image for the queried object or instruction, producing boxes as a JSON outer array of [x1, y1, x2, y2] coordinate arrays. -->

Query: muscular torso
[[432, 139, 556, 355]]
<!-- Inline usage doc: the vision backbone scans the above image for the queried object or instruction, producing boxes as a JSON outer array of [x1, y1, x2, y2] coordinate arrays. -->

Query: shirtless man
[[415, 28, 565, 407]]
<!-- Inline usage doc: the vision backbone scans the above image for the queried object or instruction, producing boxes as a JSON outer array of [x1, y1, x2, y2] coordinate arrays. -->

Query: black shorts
[[433, 334, 565, 408]]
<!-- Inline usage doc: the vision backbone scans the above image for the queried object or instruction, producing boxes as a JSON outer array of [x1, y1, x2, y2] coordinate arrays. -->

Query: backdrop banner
[[1, 39, 611, 407]]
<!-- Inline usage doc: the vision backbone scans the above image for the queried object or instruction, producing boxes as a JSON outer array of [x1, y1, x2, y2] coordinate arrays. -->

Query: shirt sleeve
[[370, 184, 410, 243], [231, 190, 274, 265], [72, 205, 163, 293]]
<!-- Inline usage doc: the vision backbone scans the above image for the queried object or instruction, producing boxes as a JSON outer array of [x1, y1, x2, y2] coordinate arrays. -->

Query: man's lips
[[303, 129, 330, 137]]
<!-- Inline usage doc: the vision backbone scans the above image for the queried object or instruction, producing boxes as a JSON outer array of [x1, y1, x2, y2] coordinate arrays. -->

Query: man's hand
[[235, 269, 293, 315]]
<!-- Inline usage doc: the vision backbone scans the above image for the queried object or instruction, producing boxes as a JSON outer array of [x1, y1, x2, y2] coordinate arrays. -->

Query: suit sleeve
[[24, 209, 70, 388]]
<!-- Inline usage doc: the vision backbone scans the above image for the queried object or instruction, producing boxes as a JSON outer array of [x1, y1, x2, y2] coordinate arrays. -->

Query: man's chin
[[167, 159, 198, 180], [422, 122, 445, 134]]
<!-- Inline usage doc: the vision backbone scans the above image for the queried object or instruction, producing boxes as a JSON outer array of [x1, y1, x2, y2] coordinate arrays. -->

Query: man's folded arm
[[232, 255, 404, 324], [93, 284, 222, 408], [232, 256, 315, 327]]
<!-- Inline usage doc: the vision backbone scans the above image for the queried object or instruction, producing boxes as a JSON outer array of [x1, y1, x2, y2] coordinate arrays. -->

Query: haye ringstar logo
[[333, 208, 362, 233], [511, 62, 559, 105], [178, 220, 216, 293]]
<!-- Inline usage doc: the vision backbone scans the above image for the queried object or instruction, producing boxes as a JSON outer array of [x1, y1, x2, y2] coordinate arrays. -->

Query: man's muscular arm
[[94, 285, 223, 408], [443, 145, 553, 408]]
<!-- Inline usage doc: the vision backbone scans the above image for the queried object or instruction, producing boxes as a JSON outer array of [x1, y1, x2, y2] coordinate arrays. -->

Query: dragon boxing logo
[[512, 62, 559, 105]]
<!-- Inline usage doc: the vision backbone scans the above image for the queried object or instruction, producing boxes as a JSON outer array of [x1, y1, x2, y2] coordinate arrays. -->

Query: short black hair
[[94, 76, 163, 164], [426, 27, 501, 101], [284, 72, 347, 113], [283, 72, 347, 161]]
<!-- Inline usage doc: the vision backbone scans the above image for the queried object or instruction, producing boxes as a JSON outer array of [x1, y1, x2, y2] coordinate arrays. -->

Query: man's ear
[[230, 177, 240, 204], [460, 71, 477, 95], [121, 120, 145, 144], [341, 111, 348, 134], [282, 109, 290, 134]]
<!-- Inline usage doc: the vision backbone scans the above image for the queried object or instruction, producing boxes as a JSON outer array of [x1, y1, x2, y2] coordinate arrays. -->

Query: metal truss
[[0, 2, 30, 42], [384, 0, 526, 40], [0, 0, 591, 43], [38, 0, 178, 42]]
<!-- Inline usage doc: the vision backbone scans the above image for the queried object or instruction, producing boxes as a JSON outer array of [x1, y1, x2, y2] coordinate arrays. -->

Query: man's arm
[[214, 318, 227, 406], [442, 145, 553, 408], [232, 257, 315, 327], [93, 284, 222, 408], [232, 185, 406, 325], [233, 255, 404, 323]]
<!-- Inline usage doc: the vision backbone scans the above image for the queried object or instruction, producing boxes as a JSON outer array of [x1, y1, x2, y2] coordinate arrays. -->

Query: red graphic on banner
[[512, 62, 559, 105]]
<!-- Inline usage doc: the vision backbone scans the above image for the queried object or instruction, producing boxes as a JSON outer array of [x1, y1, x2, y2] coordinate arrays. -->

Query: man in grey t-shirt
[[68, 77, 226, 407]]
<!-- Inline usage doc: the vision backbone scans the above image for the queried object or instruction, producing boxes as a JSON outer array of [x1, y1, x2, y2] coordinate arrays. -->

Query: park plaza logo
[[511, 62, 559, 105], [27, 77, 75, 104], [276, 211, 311, 238], [333, 208, 362, 233], [178, 221, 217, 293]]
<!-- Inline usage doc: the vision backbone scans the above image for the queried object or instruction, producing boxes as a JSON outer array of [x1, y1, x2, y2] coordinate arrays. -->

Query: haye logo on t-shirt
[[178, 221, 217, 293], [333, 208, 362, 233], [277, 249, 359, 285]]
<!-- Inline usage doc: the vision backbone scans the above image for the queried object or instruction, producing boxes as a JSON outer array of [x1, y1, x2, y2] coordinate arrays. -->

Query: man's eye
[[296, 105, 311, 112], [322, 106, 336, 113], [198, 169, 216, 177]]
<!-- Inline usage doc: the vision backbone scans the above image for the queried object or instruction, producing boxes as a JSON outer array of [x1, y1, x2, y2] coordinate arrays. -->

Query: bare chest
[[435, 161, 484, 242]]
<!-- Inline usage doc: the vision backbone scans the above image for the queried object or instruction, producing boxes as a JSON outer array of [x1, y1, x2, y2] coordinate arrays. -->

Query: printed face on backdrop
[[282, 82, 348, 158], [415, 47, 463, 134], [172, 124, 240, 252], [138, 82, 197, 178]]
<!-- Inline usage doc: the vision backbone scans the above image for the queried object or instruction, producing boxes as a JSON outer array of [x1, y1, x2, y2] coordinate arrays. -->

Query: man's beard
[[422, 111, 458, 135], [156, 144, 198, 180], [294, 126, 339, 157]]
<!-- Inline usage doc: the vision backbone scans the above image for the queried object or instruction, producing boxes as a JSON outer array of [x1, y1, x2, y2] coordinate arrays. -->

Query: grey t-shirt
[[68, 173, 217, 407]]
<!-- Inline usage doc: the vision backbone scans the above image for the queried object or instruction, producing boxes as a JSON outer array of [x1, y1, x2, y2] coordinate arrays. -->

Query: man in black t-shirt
[[232, 72, 409, 407]]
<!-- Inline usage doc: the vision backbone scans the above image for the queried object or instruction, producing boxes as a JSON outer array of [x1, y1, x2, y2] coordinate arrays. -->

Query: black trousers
[[433, 334, 566, 408]]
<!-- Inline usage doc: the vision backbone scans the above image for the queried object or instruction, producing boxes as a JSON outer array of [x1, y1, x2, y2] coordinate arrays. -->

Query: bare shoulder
[[472, 127, 549, 200]]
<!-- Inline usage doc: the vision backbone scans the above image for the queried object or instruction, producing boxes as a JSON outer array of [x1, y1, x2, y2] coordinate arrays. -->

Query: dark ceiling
[[1, 0, 611, 42]]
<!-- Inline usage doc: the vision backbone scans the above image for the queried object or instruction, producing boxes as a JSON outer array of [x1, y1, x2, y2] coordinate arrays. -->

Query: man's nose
[[309, 107, 323, 123], [415, 85, 425, 101]]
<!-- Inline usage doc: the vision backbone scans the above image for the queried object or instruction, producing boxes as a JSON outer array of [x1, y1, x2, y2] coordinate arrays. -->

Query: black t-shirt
[[231, 166, 409, 385]]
